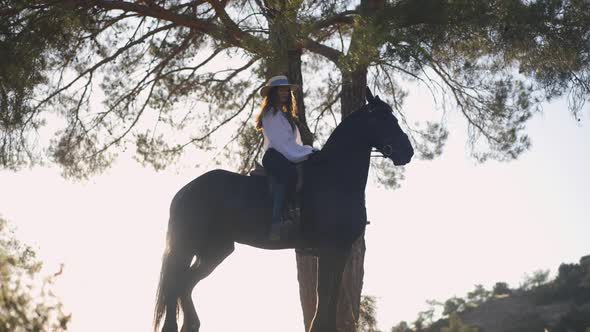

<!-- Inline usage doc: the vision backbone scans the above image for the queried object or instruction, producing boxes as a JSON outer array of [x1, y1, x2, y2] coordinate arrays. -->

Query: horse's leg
[[179, 243, 235, 332], [327, 252, 348, 332], [156, 246, 193, 332], [309, 248, 350, 332]]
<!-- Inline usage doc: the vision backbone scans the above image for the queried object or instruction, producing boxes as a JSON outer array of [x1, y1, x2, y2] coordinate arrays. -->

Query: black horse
[[153, 89, 414, 332]]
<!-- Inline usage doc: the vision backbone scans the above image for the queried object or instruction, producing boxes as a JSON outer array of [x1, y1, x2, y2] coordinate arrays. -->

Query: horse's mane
[[342, 107, 369, 121], [322, 99, 393, 147], [321, 107, 370, 148]]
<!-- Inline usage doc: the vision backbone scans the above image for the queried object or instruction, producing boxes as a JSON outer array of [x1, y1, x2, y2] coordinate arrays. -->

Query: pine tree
[[2, 2, 589, 331]]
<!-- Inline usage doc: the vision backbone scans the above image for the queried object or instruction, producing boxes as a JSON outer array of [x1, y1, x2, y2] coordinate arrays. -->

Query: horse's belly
[[307, 191, 367, 246]]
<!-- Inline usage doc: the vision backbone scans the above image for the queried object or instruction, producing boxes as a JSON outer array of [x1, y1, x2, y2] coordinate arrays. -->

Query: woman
[[255, 75, 314, 241]]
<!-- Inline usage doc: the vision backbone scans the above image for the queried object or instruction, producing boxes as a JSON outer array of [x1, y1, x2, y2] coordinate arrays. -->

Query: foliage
[[519, 269, 551, 291], [358, 295, 383, 332], [0, 0, 589, 179], [413, 299, 438, 330], [0, 1, 91, 171], [443, 296, 467, 316], [0, 216, 70, 331], [492, 282, 512, 296], [390, 321, 412, 332], [440, 314, 478, 332], [424, 284, 494, 320], [404, 258, 590, 332], [466, 284, 491, 307], [370, 156, 405, 188], [408, 282, 510, 330], [532, 260, 590, 305]]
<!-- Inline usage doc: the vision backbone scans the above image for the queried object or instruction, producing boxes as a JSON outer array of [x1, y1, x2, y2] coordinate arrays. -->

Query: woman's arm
[[262, 112, 313, 163]]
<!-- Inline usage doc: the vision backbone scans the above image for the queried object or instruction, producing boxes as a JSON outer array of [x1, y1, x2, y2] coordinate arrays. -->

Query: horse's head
[[363, 88, 414, 166]]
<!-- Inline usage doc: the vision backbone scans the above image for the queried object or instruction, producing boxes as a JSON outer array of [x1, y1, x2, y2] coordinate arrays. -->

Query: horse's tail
[[153, 222, 181, 332]]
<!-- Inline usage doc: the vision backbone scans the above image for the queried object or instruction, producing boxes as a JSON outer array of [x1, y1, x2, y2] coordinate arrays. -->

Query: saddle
[[250, 161, 304, 190], [249, 162, 267, 177]]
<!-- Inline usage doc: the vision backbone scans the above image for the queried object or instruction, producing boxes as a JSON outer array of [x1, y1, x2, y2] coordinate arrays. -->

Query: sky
[[0, 93, 589, 332]]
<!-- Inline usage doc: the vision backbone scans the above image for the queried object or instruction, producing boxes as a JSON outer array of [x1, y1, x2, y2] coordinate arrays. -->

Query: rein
[[364, 99, 395, 159], [370, 145, 393, 158], [370, 150, 387, 158]]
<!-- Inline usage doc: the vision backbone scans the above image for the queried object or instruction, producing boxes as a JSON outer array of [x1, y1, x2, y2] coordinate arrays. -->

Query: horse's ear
[[366, 87, 375, 104]]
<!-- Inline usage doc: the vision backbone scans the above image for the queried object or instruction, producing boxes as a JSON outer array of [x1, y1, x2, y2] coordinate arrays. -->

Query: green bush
[[0, 217, 70, 331], [441, 314, 478, 332]]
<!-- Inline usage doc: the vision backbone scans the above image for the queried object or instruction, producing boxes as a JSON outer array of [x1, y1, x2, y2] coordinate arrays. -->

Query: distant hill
[[424, 255, 590, 332]]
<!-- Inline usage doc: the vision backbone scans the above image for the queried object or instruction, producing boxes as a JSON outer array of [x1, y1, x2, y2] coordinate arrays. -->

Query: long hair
[[255, 86, 299, 131]]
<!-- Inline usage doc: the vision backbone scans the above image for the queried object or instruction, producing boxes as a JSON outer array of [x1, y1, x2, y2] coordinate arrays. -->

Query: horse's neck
[[315, 118, 371, 192]]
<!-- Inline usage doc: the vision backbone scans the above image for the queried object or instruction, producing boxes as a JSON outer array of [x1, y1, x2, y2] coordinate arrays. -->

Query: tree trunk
[[296, 236, 366, 332], [265, 2, 374, 330], [264, 1, 312, 144], [296, 68, 368, 332]]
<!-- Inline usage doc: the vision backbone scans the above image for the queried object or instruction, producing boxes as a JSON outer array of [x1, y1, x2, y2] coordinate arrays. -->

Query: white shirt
[[261, 108, 314, 163]]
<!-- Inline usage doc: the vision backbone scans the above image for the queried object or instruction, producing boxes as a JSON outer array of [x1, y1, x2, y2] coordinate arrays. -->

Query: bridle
[[365, 102, 395, 159], [371, 143, 393, 158]]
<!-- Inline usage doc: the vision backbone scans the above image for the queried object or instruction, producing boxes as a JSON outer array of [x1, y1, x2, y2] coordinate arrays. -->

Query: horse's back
[[171, 169, 269, 215], [167, 169, 272, 250]]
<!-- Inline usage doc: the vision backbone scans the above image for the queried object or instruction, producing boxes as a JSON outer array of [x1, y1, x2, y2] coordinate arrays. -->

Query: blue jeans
[[262, 149, 296, 226]]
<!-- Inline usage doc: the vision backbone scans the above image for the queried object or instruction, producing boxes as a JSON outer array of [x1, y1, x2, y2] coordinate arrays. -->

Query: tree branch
[[86, 30, 199, 159], [87, 0, 266, 53], [303, 38, 342, 63], [386, 0, 449, 28], [27, 22, 175, 129], [171, 80, 262, 153], [310, 10, 358, 31]]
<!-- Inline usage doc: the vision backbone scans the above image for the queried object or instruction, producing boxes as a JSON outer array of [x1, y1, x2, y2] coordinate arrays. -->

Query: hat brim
[[260, 84, 299, 97]]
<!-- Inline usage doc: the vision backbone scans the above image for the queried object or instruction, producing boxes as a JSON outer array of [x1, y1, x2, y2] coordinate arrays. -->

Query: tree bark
[[265, 1, 374, 330], [294, 1, 375, 328], [264, 1, 312, 144], [296, 235, 366, 332], [296, 67, 368, 332], [323, 6, 376, 327]]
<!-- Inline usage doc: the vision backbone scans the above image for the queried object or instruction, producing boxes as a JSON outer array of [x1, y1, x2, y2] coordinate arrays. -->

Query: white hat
[[259, 75, 299, 97]]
